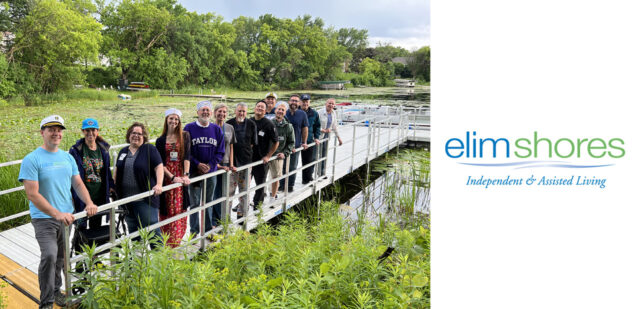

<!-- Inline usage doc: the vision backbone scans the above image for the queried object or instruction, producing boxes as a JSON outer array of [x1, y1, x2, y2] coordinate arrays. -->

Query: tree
[[373, 43, 410, 63], [407, 46, 430, 82], [6, 0, 102, 93], [356, 57, 393, 86], [335, 27, 368, 71], [0, 0, 34, 33], [100, 0, 172, 82]]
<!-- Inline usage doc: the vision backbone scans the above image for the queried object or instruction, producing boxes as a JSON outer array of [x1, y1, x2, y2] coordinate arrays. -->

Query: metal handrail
[[0, 110, 422, 226], [59, 111, 418, 303]]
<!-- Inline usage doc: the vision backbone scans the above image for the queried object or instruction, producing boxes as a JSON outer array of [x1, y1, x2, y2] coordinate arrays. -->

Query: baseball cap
[[301, 94, 311, 101], [81, 118, 99, 130], [265, 92, 278, 99], [40, 115, 66, 129]]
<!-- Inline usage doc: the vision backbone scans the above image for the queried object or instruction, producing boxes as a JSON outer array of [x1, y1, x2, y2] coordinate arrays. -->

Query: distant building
[[392, 57, 409, 65], [1, 32, 14, 53]]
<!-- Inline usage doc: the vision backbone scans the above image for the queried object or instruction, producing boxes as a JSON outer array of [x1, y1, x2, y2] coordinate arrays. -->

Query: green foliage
[[353, 58, 394, 87], [75, 202, 429, 308], [7, 0, 102, 93], [373, 44, 410, 63], [0, 53, 16, 99], [393, 62, 413, 78], [137, 48, 188, 89], [2, 2, 419, 99], [407, 46, 430, 82], [0, 279, 6, 309], [100, 0, 173, 81], [85, 67, 120, 88]]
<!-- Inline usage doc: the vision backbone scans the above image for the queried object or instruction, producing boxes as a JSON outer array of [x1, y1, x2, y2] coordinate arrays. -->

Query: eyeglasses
[[290, 99, 300, 102], [131, 132, 143, 136]]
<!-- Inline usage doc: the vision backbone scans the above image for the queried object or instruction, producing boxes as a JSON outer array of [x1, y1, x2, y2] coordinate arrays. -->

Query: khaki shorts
[[268, 159, 284, 179]]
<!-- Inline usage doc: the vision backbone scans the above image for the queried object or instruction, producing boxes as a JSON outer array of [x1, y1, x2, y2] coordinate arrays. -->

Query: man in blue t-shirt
[[19, 115, 98, 308], [279, 94, 309, 192]]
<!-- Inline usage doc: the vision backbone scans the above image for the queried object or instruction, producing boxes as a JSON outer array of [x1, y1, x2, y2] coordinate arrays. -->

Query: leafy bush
[[75, 202, 430, 308], [86, 67, 120, 88]]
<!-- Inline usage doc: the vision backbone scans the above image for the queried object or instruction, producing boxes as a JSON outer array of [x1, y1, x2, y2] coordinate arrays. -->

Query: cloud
[[179, 0, 430, 48]]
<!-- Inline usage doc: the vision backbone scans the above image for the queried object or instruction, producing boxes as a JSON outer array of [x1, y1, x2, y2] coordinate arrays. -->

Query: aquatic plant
[[73, 202, 429, 308]]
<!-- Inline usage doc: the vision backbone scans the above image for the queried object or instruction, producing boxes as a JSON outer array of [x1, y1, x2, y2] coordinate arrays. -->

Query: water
[[224, 86, 430, 108], [340, 170, 430, 224]]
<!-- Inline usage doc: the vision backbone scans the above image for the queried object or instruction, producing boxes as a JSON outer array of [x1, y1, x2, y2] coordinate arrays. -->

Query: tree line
[[0, 0, 430, 100]]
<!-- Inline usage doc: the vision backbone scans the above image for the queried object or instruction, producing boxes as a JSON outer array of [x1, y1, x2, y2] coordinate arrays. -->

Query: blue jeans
[[188, 176, 216, 234], [280, 151, 300, 189], [124, 201, 161, 248]]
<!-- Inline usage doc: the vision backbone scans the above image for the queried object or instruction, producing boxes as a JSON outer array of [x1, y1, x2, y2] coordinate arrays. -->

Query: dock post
[[350, 125, 356, 172], [200, 178, 206, 251], [243, 167, 251, 231], [223, 170, 230, 230], [331, 134, 338, 184], [109, 204, 116, 277], [282, 155, 290, 214]]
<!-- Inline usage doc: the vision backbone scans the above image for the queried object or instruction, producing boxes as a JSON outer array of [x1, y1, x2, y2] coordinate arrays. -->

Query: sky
[[178, 0, 430, 51]]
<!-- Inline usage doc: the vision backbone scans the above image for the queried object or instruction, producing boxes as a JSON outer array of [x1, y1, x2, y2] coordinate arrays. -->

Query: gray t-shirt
[[121, 149, 140, 198], [221, 123, 236, 165]]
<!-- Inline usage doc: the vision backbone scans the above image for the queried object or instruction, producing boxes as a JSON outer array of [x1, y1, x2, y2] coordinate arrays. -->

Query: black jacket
[[114, 143, 163, 208], [69, 138, 115, 212]]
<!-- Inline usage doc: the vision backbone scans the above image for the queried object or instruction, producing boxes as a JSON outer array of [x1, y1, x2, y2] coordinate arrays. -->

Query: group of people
[[18, 93, 341, 308]]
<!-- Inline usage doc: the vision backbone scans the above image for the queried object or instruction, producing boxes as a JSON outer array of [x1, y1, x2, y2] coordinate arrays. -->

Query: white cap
[[40, 115, 66, 129], [265, 92, 278, 99], [165, 108, 182, 118], [196, 100, 212, 111]]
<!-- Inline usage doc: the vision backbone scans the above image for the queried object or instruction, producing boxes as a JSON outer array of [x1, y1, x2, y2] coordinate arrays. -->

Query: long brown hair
[[161, 115, 184, 160]]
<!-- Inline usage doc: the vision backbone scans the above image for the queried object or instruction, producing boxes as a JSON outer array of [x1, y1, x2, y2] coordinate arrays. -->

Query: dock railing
[[0, 107, 428, 305]]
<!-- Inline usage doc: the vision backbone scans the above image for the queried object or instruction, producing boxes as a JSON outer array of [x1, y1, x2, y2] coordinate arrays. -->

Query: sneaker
[[287, 187, 294, 193], [54, 290, 67, 307], [40, 303, 53, 309]]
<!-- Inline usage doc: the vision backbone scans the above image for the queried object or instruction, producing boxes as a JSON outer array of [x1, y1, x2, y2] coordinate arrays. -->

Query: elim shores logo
[[446, 131, 625, 189]]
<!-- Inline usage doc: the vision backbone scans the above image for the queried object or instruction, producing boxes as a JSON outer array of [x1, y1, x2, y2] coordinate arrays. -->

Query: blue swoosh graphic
[[514, 164, 614, 169], [458, 161, 614, 169], [458, 161, 566, 167]]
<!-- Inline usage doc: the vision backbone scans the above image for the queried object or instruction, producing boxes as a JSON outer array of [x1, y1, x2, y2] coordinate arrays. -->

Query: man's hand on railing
[[302, 143, 308, 150], [277, 153, 285, 159], [152, 184, 163, 196], [262, 156, 270, 164], [314, 138, 320, 145], [55, 211, 75, 226], [85, 203, 98, 217], [180, 176, 191, 186]]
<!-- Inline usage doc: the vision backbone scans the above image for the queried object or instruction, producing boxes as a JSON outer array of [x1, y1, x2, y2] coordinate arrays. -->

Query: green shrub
[[75, 202, 430, 308]]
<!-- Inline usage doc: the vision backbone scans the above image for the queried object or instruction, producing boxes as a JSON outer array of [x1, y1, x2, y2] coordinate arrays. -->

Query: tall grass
[[0, 163, 29, 230], [74, 202, 430, 308]]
